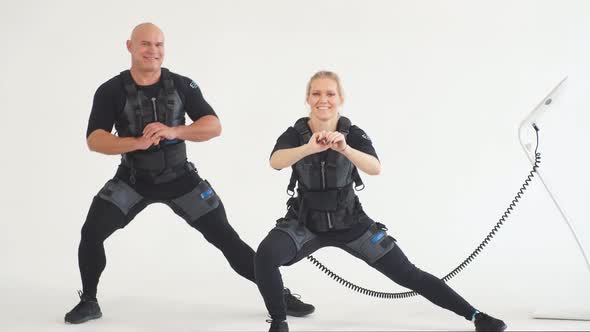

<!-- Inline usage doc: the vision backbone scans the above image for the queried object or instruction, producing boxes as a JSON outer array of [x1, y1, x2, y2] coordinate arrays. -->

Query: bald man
[[65, 23, 315, 324]]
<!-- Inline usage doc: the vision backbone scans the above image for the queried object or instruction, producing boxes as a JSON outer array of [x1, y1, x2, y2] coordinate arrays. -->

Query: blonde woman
[[255, 71, 507, 332]]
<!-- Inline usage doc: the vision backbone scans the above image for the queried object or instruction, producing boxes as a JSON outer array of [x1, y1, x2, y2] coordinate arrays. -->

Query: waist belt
[[294, 185, 358, 232], [122, 141, 187, 172], [129, 161, 196, 184], [302, 190, 339, 211]]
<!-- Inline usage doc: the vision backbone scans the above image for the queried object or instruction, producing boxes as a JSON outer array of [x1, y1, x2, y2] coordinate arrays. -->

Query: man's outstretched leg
[[186, 201, 315, 317], [65, 196, 135, 324], [65, 177, 148, 325]]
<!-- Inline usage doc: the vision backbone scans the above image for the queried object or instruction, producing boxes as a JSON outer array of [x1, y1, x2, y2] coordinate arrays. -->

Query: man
[[65, 23, 314, 324]]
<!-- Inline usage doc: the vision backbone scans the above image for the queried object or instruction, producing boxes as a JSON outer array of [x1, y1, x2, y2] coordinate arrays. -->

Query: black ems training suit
[[254, 117, 477, 321], [79, 68, 255, 298]]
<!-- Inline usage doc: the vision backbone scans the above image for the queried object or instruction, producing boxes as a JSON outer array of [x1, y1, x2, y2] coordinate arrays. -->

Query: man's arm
[[175, 115, 221, 141], [142, 114, 221, 143], [87, 129, 160, 155], [175, 75, 221, 141]]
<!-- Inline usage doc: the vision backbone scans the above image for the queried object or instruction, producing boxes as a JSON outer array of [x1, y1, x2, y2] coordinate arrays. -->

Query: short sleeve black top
[[86, 71, 216, 138]]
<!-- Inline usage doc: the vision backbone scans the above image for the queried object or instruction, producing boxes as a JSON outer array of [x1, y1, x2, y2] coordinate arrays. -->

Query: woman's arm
[[270, 132, 329, 170], [325, 131, 381, 175]]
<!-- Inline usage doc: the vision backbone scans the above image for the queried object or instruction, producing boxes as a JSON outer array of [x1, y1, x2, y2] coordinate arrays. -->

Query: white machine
[[518, 77, 590, 321]]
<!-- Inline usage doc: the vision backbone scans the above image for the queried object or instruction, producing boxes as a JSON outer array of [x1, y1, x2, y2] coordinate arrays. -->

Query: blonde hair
[[306, 70, 344, 101]]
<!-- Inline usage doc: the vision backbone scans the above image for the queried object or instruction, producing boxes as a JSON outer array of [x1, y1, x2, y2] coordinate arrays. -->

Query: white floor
[[4, 289, 590, 332], [4, 249, 590, 332]]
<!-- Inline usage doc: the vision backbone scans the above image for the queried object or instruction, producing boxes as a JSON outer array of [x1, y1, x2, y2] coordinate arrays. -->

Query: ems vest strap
[[293, 117, 311, 144], [120, 70, 143, 135], [287, 118, 311, 193], [287, 166, 298, 194], [352, 167, 364, 189], [336, 116, 351, 135], [161, 68, 174, 93], [160, 68, 174, 126], [336, 116, 364, 190], [326, 150, 338, 187]]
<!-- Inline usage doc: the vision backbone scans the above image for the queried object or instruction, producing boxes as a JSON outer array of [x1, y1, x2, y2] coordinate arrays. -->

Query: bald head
[[130, 22, 164, 41], [127, 22, 165, 73]]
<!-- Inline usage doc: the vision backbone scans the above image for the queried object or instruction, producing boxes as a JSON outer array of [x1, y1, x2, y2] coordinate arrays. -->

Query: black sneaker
[[284, 288, 315, 317], [64, 290, 102, 324], [474, 312, 507, 332], [266, 319, 289, 332]]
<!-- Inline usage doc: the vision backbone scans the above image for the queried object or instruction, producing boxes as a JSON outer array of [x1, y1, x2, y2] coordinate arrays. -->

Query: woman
[[254, 71, 507, 332]]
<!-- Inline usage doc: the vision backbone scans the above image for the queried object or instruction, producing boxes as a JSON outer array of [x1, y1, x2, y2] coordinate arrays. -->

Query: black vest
[[287, 116, 364, 232], [116, 68, 188, 175]]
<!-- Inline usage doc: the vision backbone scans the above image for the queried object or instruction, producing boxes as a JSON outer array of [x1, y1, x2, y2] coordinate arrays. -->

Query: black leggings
[[78, 169, 256, 298], [255, 225, 476, 321]]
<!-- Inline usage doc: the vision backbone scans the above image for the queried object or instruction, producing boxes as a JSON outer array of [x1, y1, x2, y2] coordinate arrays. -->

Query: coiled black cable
[[307, 127, 542, 299]]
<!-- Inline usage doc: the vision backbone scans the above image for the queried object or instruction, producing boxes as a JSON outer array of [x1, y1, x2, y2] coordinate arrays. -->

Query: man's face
[[127, 25, 165, 73]]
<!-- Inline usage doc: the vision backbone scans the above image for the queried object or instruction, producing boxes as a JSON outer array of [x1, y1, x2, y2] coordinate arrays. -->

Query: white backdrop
[[1, 0, 590, 330]]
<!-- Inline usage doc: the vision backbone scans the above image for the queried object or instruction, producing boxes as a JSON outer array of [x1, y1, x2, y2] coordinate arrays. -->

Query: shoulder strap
[[336, 116, 352, 136], [293, 117, 311, 145], [120, 70, 137, 95], [120, 70, 143, 135], [160, 68, 175, 94], [160, 68, 177, 125], [338, 116, 364, 190], [287, 117, 311, 195]]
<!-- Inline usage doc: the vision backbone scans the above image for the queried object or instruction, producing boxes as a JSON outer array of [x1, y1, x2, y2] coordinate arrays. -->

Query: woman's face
[[307, 78, 342, 121]]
